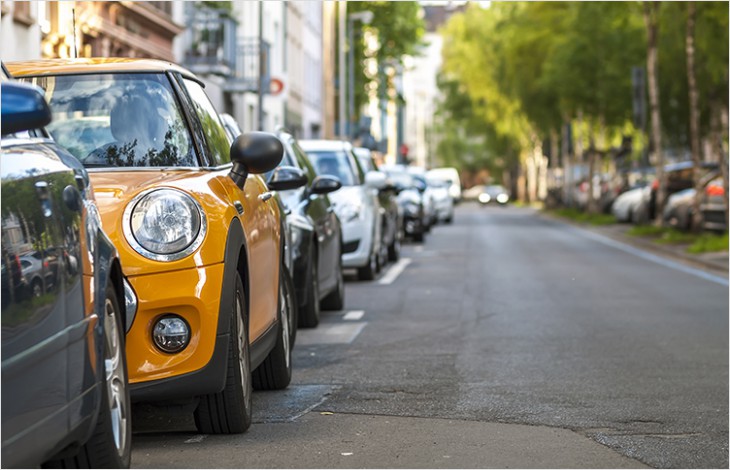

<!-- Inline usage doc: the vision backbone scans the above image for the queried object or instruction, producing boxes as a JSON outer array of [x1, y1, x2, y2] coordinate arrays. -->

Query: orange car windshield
[[23, 73, 196, 168]]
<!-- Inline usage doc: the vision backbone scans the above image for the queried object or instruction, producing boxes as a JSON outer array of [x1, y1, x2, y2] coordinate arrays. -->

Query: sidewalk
[[540, 212, 729, 277]]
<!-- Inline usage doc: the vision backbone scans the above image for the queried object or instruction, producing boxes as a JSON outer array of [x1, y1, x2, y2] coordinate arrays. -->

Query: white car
[[299, 140, 385, 281], [426, 177, 455, 224], [612, 186, 649, 223], [427, 167, 462, 203]]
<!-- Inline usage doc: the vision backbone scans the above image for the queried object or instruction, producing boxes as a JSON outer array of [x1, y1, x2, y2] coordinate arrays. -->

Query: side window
[[183, 79, 230, 166], [292, 141, 316, 184]]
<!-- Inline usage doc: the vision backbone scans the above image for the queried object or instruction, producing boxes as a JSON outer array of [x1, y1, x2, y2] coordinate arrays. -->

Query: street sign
[[270, 78, 284, 95]]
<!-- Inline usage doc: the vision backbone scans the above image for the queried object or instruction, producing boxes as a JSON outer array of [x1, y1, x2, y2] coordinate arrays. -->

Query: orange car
[[9, 59, 302, 434]]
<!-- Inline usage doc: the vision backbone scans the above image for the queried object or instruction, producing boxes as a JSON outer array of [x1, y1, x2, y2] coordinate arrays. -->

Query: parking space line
[[296, 322, 367, 345], [343, 310, 365, 321], [378, 258, 412, 285]]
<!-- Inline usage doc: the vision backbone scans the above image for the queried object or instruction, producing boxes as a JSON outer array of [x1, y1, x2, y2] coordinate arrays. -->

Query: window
[[306, 150, 361, 186], [183, 79, 231, 166], [24, 73, 195, 168]]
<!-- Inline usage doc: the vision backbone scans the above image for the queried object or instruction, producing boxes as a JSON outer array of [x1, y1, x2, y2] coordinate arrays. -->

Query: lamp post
[[347, 10, 373, 140]]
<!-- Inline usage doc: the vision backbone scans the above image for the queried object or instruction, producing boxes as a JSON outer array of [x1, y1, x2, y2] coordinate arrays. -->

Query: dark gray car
[[1, 79, 131, 468]]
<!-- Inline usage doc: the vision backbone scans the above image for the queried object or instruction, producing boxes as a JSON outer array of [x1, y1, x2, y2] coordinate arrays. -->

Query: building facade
[[1, 1, 42, 61]]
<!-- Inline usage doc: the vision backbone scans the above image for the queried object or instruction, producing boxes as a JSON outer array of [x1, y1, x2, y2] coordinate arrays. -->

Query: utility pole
[[257, 0, 264, 131], [338, 1, 346, 140]]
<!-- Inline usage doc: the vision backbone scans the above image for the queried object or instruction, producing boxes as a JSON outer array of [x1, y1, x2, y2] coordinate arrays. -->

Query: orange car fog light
[[152, 315, 191, 353]]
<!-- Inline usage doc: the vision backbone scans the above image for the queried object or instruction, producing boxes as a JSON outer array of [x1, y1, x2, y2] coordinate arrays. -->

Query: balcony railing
[[225, 38, 270, 94], [183, 4, 237, 77], [183, 4, 271, 94]]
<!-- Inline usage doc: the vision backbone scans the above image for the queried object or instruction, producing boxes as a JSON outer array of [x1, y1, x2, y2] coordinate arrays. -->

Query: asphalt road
[[131, 204, 728, 469]]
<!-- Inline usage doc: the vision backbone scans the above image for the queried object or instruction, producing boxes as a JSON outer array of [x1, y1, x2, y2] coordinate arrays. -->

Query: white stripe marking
[[574, 227, 728, 287], [184, 434, 208, 444], [378, 258, 412, 285], [296, 322, 367, 345], [343, 310, 365, 321]]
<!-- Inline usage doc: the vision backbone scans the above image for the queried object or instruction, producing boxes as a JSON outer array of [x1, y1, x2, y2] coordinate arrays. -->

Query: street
[[130, 204, 728, 469]]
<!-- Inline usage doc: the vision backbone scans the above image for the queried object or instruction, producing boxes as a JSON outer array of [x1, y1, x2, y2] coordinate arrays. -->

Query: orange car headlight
[[123, 188, 207, 262]]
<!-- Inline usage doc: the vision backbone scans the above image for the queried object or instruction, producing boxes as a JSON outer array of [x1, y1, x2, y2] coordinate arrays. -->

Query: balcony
[[183, 4, 237, 77], [224, 38, 270, 94], [182, 3, 270, 94]]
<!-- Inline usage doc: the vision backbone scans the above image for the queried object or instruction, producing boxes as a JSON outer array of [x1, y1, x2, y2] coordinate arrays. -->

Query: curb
[[538, 212, 729, 277]]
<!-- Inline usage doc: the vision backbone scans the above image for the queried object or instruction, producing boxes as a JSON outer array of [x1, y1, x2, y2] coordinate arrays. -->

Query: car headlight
[[337, 203, 362, 223], [123, 188, 207, 262], [497, 194, 509, 204]]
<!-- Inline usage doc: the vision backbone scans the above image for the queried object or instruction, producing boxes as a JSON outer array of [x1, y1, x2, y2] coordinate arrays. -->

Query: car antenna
[[72, 8, 78, 58]]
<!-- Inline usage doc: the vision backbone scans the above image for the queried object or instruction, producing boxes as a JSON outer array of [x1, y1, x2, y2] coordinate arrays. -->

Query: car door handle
[[258, 192, 273, 202]]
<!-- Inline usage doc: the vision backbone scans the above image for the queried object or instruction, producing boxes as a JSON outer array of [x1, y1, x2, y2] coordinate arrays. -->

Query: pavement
[[539, 211, 729, 277], [131, 204, 728, 469]]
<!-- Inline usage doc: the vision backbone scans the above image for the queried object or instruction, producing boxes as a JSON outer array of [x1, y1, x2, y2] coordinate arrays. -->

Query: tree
[[643, 2, 666, 225], [348, 1, 425, 125], [686, 2, 702, 232]]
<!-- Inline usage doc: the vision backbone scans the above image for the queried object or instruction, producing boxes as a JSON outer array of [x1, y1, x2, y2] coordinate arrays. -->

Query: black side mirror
[[268, 165, 308, 191], [1, 82, 52, 135], [311, 175, 342, 195], [229, 132, 284, 188]]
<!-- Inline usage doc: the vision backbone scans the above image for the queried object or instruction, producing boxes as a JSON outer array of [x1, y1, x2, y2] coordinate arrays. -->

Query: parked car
[[700, 177, 727, 232], [643, 161, 720, 221], [299, 140, 386, 280], [380, 165, 429, 242], [2, 80, 131, 467], [427, 167, 462, 204], [273, 129, 346, 326], [426, 176, 455, 224], [612, 185, 650, 223], [663, 174, 726, 232], [353, 147, 403, 262], [219, 120, 345, 327], [478, 185, 510, 205], [10, 58, 298, 434], [407, 169, 437, 229]]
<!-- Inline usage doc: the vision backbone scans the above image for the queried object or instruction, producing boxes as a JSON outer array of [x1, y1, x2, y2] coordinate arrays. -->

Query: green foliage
[[687, 232, 728, 253], [437, 1, 728, 178], [550, 207, 617, 225], [349, 2, 425, 122]]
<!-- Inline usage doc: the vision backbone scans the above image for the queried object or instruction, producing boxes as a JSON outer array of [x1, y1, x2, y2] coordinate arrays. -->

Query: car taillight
[[43, 260, 49, 268], [14, 256, 21, 275], [706, 185, 724, 197], [651, 180, 659, 190]]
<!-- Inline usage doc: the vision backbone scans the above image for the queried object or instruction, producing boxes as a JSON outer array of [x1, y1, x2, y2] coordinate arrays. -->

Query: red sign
[[270, 78, 284, 95]]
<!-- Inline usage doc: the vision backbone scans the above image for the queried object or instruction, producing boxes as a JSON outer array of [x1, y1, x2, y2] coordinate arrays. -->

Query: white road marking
[[184, 435, 208, 444], [574, 227, 729, 287], [296, 322, 367, 345], [343, 310, 365, 321], [378, 258, 412, 285]]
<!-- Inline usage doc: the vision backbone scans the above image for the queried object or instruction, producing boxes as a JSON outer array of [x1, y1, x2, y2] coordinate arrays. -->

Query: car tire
[[252, 265, 294, 391], [321, 250, 345, 311], [388, 236, 401, 262], [445, 215, 454, 224], [194, 272, 252, 434], [357, 250, 377, 281], [413, 231, 425, 243], [298, 246, 321, 328], [44, 283, 131, 468], [31, 278, 43, 298]]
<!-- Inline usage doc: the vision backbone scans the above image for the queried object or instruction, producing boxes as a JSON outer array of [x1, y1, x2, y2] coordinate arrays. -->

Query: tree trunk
[[716, 104, 730, 229], [643, 2, 665, 226], [686, 2, 703, 232], [575, 110, 585, 210], [562, 118, 573, 207]]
